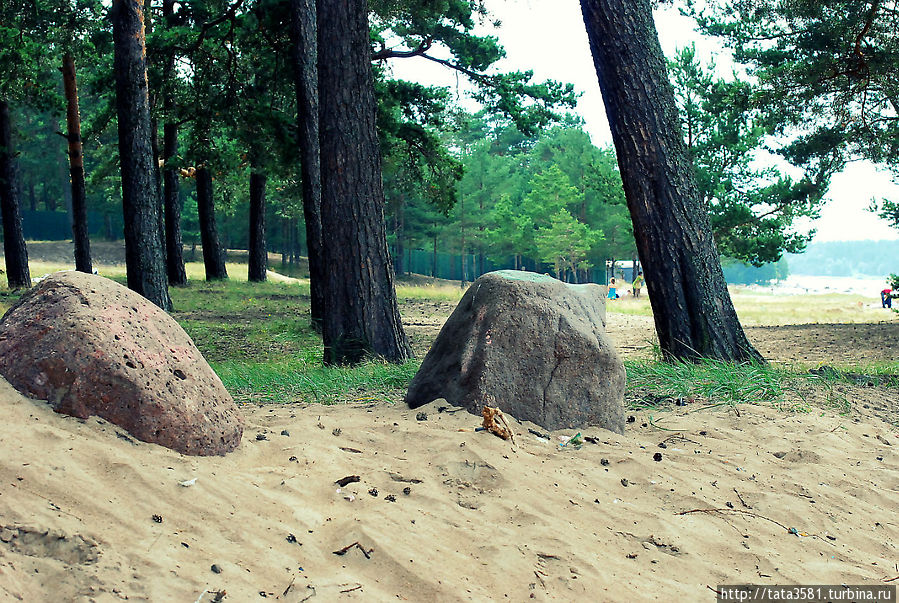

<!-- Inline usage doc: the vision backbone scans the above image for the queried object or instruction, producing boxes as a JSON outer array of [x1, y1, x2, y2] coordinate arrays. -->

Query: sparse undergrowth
[[0, 263, 896, 415], [625, 359, 789, 408], [213, 358, 420, 404]]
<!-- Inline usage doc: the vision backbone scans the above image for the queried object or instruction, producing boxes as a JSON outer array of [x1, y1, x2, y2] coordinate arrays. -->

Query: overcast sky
[[388, 0, 899, 243]]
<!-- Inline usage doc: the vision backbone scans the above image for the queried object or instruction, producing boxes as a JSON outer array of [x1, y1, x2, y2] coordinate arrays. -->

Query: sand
[[1, 376, 897, 602]]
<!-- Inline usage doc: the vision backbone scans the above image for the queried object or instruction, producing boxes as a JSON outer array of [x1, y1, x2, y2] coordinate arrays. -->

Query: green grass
[[5, 258, 897, 415], [625, 358, 789, 407], [166, 275, 419, 404], [213, 357, 420, 404]]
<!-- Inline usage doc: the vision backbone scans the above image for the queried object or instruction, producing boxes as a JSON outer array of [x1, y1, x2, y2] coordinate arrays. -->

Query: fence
[[9, 209, 636, 285], [17, 210, 124, 241]]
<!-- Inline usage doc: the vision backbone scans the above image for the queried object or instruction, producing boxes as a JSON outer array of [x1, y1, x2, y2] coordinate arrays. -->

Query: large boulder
[[0, 271, 243, 455], [405, 270, 626, 433]]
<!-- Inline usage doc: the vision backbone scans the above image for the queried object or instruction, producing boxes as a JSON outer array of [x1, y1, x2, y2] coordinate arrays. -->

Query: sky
[[388, 0, 899, 243]]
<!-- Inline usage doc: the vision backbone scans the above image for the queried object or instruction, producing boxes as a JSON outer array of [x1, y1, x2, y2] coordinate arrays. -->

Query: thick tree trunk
[[195, 167, 227, 280], [62, 53, 92, 274], [111, 0, 170, 310], [289, 0, 325, 324], [580, 0, 761, 362], [0, 100, 31, 289], [316, 0, 411, 365], [248, 169, 267, 282]]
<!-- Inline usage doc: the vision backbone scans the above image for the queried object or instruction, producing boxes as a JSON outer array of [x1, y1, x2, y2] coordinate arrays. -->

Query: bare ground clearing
[[401, 298, 899, 367]]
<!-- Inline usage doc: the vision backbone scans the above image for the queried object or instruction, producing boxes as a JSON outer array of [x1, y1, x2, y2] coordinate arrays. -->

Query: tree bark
[[195, 167, 227, 280], [160, 0, 187, 286], [316, 0, 412, 365], [248, 169, 267, 282], [289, 0, 325, 325], [111, 0, 171, 310], [0, 100, 31, 289], [432, 235, 437, 277], [62, 53, 93, 274], [394, 197, 405, 276], [459, 192, 467, 287], [580, 0, 761, 362], [162, 120, 186, 285]]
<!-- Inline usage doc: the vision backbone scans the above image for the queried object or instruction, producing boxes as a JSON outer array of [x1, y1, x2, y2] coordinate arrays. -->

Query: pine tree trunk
[[280, 218, 288, 267], [289, 0, 325, 324], [161, 0, 186, 286], [62, 53, 93, 274], [248, 169, 267, 282], [42, 184, 56, 212], [316, 0, 411, 365], [149, 116, 166, 268], [195, 167, 227, 280], [111, 0, 170, 310], [432, 235, 437, 277], [459, 192, 467, 287], [289, 218, 297, 265], [0, 100, 31, 289], [580, 0, 762, 363], [394, 197, 405, 276], [162, 120, 186, 285]]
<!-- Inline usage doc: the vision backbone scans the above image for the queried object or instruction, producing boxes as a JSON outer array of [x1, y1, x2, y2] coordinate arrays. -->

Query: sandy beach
[[1, 376, 897, 601]]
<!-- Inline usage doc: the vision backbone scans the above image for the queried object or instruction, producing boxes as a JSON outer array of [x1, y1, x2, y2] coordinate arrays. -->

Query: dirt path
[[401, 299, 899, 368], [604, 312, 899, 366]]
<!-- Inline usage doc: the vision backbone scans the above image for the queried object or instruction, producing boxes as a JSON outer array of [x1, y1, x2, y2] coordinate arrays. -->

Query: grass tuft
[[625, 358, 788, 408], [213, 358, 420, 404]]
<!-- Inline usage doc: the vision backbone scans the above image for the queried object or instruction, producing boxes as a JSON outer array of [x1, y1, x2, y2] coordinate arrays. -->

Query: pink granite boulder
[[0, 271, 243, 455]]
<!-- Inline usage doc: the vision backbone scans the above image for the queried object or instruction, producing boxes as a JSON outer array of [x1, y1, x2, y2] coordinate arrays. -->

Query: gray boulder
[[0, 271, 244, 455], [405, 270, 626, 433]]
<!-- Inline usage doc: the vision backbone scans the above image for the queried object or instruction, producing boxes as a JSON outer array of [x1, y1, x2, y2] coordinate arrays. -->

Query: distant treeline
[[722, 257, 789, 285], [786, 240, 897, 277]]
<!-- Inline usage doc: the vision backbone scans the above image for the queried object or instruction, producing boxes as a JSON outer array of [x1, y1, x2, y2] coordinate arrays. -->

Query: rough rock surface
[[405, 270, 626, 433], [0, 271, 243, 455]]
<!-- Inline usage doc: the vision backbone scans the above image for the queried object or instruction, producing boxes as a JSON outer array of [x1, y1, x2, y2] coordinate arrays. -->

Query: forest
[[1, 0, 898, 363]]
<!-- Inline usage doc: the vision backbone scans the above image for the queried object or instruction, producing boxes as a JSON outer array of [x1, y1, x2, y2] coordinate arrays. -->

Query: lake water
[[739, 274, 891, 297]]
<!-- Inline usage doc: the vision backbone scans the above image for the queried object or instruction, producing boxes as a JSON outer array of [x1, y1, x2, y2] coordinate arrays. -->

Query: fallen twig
[[647, 415, 687, 432], [733, 488, 752, 509], [677, 508, 791, 532], [333, 541, 373, 559], [339, 584, 363, 593]]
